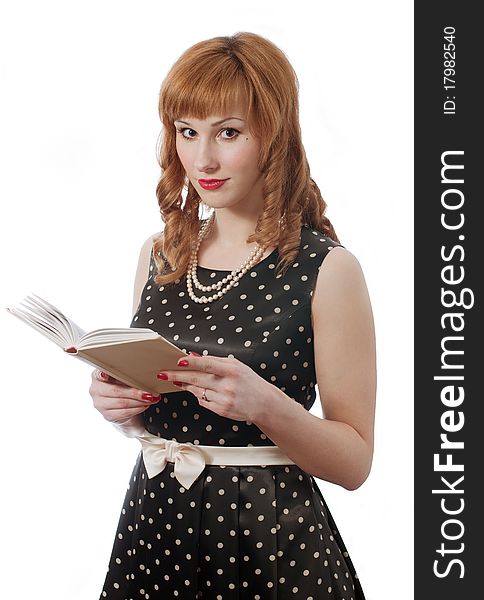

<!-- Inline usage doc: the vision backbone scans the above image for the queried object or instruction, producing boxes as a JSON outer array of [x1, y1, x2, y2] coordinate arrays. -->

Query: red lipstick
[[198, 179, 227, 190]]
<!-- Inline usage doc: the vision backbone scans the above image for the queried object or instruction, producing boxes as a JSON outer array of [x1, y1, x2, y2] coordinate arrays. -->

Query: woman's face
[[174, 98, 264, 214]]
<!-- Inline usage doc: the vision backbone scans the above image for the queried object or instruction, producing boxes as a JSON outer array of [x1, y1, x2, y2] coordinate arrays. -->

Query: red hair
[[153, 31, 338, 285]]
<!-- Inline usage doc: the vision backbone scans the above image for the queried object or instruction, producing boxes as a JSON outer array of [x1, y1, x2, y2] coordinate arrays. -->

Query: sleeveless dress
[[99, 224, 366, 600]]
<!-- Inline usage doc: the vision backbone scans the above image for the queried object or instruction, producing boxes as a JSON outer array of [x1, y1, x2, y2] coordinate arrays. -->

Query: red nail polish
[[178, 359, 189, 367], [189, 351, 202, 357], [157, 372, 168, 380], [173, 381, 183, 387], [142, 393, 153, 400]]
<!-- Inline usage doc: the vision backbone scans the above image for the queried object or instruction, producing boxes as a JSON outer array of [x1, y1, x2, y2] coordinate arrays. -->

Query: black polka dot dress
[[99, 224, 366, 599]]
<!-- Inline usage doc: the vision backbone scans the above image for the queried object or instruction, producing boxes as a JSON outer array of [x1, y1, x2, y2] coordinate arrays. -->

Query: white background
[[0, 1, 413, 598]]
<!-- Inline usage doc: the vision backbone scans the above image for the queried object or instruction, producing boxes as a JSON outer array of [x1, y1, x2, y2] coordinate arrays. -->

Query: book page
[[78, 327, 159, 347], [7, 293, 86, 348]]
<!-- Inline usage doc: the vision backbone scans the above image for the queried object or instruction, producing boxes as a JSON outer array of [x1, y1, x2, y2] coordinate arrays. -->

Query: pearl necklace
[[186, 216, 266, 304]]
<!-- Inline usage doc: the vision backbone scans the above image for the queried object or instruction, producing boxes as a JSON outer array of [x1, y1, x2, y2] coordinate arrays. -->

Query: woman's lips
[[198, 179, 227, 190]]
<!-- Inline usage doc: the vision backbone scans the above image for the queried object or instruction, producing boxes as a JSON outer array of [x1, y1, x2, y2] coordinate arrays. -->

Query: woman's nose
[[194, 140, 220, 173]]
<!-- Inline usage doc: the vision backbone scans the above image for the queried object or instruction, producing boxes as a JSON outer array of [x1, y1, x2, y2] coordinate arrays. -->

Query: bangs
[[160, 56, 253, 124]]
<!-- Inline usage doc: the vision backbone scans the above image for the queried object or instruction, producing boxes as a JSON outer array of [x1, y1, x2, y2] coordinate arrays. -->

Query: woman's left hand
[[156, 353, 274, 424]]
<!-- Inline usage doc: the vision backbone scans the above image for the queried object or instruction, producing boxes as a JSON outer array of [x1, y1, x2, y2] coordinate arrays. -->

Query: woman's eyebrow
[[174, 117, 245, 127]]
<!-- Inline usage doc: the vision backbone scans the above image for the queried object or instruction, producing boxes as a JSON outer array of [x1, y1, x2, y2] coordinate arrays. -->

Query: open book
[[6, 293, 188, 395]]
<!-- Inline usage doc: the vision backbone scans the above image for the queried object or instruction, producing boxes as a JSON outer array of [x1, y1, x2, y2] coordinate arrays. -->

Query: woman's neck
[[197, 210, 275, 270], [205, 210, 260, 249]]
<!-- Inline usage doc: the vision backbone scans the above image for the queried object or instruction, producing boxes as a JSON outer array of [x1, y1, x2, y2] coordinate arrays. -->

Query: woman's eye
[[220, 128, 239, 140], [179, 128, 197, 139]]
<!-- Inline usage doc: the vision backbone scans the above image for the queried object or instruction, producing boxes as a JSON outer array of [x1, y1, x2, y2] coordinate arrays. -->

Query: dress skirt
[[99, 451, 365, 599]]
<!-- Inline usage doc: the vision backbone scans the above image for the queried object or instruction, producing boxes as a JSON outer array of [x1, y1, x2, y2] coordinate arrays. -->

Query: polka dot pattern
[[100, 225, 365, 598]]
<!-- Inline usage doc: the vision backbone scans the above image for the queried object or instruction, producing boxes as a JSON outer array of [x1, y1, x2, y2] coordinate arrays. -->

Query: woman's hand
[[156, 353, 276, 424], [89, 369, 159, 430]]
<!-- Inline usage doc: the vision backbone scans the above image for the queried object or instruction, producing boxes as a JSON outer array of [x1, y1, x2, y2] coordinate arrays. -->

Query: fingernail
[[173, 381, 183, 387], [142, 393, 153, 401], [157, 372, 168, 380], [178, 359, 189, 367], [100, 371, 108, 379], [189, 351, 202, 357]]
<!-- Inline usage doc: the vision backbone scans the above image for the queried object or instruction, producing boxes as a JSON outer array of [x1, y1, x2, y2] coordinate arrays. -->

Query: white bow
[[136, 432, 206, 490]]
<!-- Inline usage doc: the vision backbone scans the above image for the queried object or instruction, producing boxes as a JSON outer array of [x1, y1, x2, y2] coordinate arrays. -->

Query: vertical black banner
[[415, 2, 482, 598]]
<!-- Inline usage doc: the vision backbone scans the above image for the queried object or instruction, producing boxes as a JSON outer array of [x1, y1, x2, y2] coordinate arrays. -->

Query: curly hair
[[152, 31, 339, 286]]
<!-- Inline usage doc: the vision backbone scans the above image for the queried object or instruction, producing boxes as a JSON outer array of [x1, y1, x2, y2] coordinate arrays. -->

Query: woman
[[90, 31, 376, 599]]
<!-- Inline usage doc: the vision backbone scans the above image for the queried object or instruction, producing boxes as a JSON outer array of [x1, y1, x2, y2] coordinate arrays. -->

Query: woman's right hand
[[89, 369, 160, 434]]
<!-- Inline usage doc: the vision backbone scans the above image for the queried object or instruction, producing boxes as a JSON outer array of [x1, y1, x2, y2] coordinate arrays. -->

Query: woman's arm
[[89, 232, 162, 437], [132, 233, 159, 316], [112, 232, 160, 435], [255, 247, 376, 490]]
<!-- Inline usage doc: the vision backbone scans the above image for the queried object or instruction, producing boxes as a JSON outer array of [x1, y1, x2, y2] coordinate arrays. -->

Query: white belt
[[136, 431, 295, 490]]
